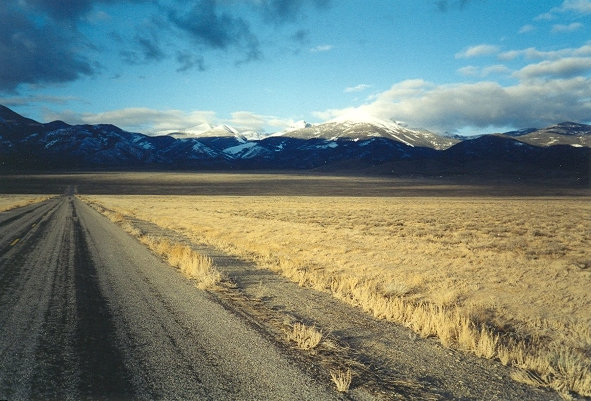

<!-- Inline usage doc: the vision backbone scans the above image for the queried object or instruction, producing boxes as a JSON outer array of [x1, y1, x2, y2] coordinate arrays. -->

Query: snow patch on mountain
[[276, 115, 459, 150], [224, 142, 257, 156], [328, 112, 406, 132]]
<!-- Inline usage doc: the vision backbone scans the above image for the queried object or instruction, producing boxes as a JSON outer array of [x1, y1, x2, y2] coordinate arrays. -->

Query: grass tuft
[[330, 368, 352, 393], [287, 323, 322, 350], [83, 199, 222, 290], [140, 236, 221, 289]]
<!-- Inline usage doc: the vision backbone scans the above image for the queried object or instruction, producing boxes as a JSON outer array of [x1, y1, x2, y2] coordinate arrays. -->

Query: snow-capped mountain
[[272, 120, 312, 137], [159, 122, 215, 138], [503, 122, 591, 148], [165, 124, 267, 141], [0, 105, 589, 179], [277, 116, 459, 150]]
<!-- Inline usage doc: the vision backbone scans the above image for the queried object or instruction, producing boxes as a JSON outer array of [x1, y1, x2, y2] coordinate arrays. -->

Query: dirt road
[[0, 196, 339, 400]]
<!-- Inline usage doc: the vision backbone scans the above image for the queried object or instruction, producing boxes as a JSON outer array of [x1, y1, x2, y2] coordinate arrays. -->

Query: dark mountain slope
[[503, 122, 591, 147], [0, 105, 588, 181]]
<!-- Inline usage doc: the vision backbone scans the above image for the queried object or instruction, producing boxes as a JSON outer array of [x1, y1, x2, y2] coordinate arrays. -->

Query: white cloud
[[534, 12, 555, 21], [514, 57, 591, 80], [482, 64, 512, 76], [228, 111, 296, 132], [552, 22, 584, 32], [455, 44, 500, 59], [518, 24, 536, 34], [319, 41, 591, 133], [458, 65, 511, 77], [314, 77, 591, 133], [310, 44, 333, 53], [45, 108, 218, 134], [229, 111, 265, 131], [344, 84, 371, 93], [457, 66, 479, 76], [560, 0, 591, 14], [536, 0, 591, 20], [499, 41, 591, 60], [45, 107, 297, 134]]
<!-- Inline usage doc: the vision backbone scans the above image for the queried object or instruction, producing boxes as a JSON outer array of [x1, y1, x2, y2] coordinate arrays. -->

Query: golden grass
[[0, 195, 53, 212], [86, 200, 222, 289], [140, 235, 221, 289], [82, 194, 591, 396], [287, 323, 323, 350], [330, 368, 352, 392]]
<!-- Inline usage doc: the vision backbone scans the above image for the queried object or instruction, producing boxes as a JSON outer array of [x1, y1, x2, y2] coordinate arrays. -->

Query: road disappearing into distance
[[0, 195, 337, 400]]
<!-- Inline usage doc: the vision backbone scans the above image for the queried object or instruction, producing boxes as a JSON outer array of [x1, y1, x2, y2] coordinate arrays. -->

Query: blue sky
[[1, 0, 590, 135]]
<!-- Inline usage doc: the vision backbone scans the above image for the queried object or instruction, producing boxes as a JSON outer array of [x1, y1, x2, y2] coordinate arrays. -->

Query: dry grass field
[[84, 192, 591, 397], [0, 195, 53, 212]]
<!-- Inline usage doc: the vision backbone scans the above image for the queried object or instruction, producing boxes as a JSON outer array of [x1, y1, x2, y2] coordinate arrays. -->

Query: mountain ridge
[[0, 105, 589, 181], [501, 122, 591, 148]]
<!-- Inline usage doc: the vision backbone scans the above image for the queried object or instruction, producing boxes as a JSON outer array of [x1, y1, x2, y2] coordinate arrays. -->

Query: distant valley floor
[[0, 171, 590, 197]]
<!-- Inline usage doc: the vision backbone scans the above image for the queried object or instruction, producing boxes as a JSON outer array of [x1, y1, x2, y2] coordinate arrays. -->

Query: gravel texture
[[0, 196, 339, 400]]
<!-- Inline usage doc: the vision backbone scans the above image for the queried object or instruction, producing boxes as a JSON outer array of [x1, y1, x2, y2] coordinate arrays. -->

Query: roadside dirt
[[116, 209, 566, 401]]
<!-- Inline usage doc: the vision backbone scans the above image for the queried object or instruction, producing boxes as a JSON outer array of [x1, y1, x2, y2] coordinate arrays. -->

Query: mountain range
[[0, 105, 589, 181]]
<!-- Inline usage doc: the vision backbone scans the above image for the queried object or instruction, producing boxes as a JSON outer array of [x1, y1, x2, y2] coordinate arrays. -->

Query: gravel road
[[0, 196, 339, 400]]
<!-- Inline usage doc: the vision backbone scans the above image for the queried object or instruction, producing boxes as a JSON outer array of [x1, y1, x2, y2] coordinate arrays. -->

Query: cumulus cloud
[[44, 107, 296, 134], [315, 77, 591, 133], [319, 39, 591, 132], [229, 111, 296, 131], [458, 65, 511, 77], [457, 66, 479, 76], [455, 44, 499, 58], [0, 5, 94, 91], [45, 108, 218, 134], [514, 57, 591, 80], [229, 111, 267, 131]]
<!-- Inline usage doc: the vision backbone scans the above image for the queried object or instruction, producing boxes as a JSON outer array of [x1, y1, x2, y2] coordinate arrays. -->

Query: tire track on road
[[1, 196, 340, 401], [0, 199, 60, 310], [0, 199, 60, 258], [72, 212, 135, 400], [0, 198, 67, 400], [0, 201, 46, 227], [31, 198, 78, 400], [1, 197, 134, 400]]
